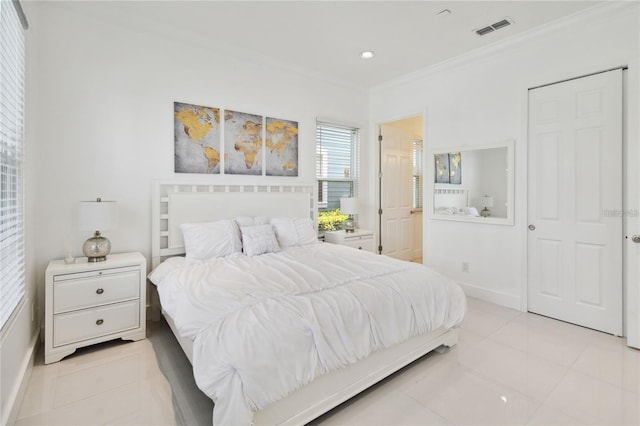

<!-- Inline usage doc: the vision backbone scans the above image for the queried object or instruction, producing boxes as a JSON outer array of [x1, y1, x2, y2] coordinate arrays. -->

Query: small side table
[[44, 252, 146, 364]]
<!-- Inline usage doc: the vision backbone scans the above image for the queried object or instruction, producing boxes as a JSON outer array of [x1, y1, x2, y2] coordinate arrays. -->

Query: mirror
[[428, 139, 514, 225]]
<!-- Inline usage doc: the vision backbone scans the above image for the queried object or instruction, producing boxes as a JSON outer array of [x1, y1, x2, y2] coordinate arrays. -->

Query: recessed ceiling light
[[360, 51, 375, 59]]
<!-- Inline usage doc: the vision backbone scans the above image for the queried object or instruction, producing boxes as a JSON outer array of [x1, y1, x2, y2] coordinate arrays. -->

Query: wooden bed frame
[[151, 179, 458, 425]]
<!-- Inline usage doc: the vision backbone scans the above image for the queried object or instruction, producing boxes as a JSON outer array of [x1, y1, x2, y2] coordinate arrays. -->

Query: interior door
[[381, 124, 413, 260], [527, 69, 623, 335]]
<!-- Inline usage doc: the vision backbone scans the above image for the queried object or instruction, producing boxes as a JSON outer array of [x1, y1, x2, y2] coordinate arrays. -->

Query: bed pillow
[[234, 216, 269, 227], [270, 217, 318, 248], [180, 220, 242, 260], [240, 224, 281, 256], [460, 206, 481, 217], [435, 207, 456, 215]]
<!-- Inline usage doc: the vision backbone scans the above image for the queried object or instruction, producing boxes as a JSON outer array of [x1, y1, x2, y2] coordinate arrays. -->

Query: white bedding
[[150, 243, 466, 425]]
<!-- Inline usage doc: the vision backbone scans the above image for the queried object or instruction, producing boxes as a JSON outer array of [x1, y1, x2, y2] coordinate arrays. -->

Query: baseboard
[[456, 281, 522, 311], [5, 331, 39, 426]]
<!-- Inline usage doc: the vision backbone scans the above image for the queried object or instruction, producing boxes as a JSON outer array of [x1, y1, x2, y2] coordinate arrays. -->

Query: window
[[412, 140, 423, 210], [1, 0, 26, 330], [316, 122, 359, 211]]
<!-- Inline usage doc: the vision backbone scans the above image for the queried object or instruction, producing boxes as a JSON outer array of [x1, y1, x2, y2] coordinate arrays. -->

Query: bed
[[149, 180, 466, 425], [433, 188, 481, 216]]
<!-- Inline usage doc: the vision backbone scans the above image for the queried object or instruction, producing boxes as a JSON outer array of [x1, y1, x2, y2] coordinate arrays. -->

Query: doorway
[[379, 115, 424, 262], [527, 69, 623, 335]]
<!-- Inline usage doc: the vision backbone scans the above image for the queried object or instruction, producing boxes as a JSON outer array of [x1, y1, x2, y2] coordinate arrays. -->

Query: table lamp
[[340, 197, 358, 233], [79, 198, 118, 262], [480, 196, 494, 217]]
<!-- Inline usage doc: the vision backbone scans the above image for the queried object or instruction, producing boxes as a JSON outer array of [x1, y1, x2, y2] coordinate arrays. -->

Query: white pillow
[[180, 220, 242, 260], [240, 224, 281, 256], [270, 217, 318, 248], [435, 207, 456, 215], [234, 216, 269, 227], [460, 206, 480, 217]]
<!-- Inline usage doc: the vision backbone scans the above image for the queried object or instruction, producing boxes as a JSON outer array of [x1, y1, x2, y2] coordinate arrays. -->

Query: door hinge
[[378, 208, 383, 215], [378, 245, 383, 254]]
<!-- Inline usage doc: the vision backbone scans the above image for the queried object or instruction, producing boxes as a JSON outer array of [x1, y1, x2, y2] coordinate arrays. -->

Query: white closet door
[[527, 69, 623, 335]]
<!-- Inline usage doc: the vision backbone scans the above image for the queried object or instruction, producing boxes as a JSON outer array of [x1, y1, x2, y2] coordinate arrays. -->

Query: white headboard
[[151, 180, 315, 268], [433, 188, 469, 210]]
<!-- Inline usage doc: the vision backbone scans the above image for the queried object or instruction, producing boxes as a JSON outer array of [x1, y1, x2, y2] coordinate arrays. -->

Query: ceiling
[[67, 1, 604, 90]]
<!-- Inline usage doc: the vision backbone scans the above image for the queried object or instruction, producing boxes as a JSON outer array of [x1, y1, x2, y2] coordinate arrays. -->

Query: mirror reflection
[[430, 140, 514, 225]]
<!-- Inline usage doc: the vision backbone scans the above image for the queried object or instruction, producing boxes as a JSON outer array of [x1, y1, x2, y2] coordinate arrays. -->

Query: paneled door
[[527, 69, 623, 335], [381, 124, 413, 260]]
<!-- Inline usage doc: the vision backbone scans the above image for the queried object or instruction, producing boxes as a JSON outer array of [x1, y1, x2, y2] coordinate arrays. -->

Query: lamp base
[[83, 231, 111, 262], [344, 217, 355, 233], [480, 207, 491, 218]]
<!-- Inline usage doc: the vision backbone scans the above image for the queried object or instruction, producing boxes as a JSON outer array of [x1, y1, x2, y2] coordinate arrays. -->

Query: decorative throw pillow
[[240, 224, 281, 256], [180, 220, 242, 260], [270, 217, 318, 248]]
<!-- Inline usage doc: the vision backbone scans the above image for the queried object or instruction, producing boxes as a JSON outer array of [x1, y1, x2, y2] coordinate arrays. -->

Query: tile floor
[[13, 298, 640, 425]]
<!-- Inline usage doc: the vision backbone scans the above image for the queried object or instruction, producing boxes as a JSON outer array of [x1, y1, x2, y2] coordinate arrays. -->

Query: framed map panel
[[224, 110, 263, 175], [265, 117, 298, 176], [174, 102, 221, 174]]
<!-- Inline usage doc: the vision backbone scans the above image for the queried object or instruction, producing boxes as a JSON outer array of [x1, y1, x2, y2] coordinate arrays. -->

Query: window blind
[[412, 140, 423, 209], [316, 122, 359, 211], [1, 0, 26, 330]]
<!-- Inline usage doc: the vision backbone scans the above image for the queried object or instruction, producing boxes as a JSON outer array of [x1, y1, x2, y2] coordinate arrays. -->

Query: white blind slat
[[1, 0, 26, 330], [316, 122, 360, 211]]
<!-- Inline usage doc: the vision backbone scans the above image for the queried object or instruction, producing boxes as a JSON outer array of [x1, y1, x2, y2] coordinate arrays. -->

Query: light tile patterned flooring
[[13, 298, 640, 425]]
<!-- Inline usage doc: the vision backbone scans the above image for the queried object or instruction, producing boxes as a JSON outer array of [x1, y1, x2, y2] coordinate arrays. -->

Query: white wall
[[29, 2, 369, 274], [371, 2, 640, 319]]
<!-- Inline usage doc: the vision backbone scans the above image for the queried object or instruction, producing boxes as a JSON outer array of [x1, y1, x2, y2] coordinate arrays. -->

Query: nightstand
[[324, 229, 375, 253], [45, 252, 147, 364]]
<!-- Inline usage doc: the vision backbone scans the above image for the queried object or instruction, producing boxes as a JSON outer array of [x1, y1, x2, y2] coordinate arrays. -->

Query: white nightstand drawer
[[324, 229, 375, 253], [54, 269, 140, 314], [53, 300, 140, 347], [343, 237, 375, 252]]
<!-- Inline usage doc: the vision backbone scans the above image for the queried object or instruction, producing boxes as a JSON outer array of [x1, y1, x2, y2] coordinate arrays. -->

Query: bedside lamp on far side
[[79, 198, 118, 262], [340, 197, 358, 233], [480, 195, 494, 218]]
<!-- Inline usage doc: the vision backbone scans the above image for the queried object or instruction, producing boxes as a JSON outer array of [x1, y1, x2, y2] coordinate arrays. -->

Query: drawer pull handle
[[96, 319, 104, 325], [96, 288, 104, 295]]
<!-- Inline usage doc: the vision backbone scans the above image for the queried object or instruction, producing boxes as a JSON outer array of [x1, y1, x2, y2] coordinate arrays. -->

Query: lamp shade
[[340, 197, 358, 215], [481, 196, 494, 208], [79, 198, 118, 231]]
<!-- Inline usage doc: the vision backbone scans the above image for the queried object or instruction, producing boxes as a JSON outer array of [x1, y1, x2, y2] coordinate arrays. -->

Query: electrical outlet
[[461, 262, 469, 273]]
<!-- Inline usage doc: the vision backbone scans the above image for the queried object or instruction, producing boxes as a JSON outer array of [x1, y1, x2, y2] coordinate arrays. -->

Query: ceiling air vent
[[475, 17, 514, 36]]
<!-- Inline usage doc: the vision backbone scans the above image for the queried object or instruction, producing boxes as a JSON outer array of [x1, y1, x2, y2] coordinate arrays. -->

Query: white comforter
[[150, 243, 466, 425]]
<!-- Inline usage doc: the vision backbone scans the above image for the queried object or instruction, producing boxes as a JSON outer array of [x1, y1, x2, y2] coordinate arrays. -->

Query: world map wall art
[[174, 102, 221, 174], [174, 102, 298, 176]]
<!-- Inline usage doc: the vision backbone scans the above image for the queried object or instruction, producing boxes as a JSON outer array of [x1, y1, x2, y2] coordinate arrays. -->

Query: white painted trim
[[4, 330, 39, 426], [457, 281, 522, 312], [622, 61, 640, 348]]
